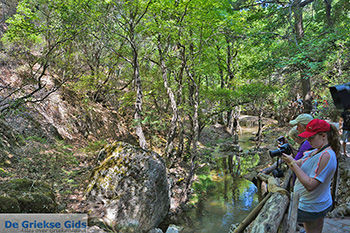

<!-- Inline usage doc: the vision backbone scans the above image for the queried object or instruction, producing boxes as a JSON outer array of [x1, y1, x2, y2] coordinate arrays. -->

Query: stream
[[180, 126, 264, 233]]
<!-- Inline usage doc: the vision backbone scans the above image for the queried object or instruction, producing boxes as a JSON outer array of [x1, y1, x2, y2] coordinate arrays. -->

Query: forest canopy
[[1, 0, 349, 155]]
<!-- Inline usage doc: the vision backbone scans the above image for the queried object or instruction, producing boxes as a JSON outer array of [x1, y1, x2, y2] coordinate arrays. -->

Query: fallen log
[[246, 192, 289, 233], [231, 171, 292, 233], [243, 171, 292, 233], [231, 192, 272, 233]]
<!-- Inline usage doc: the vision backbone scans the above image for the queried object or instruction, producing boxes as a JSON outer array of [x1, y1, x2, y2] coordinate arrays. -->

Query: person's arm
[[282, 152, 331, 191]]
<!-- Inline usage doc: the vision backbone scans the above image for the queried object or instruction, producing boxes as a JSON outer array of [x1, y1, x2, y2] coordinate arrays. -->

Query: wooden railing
[[229, 167, 300, 233]]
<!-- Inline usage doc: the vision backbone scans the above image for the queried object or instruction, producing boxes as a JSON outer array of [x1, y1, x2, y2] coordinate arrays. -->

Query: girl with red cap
[[282, 119, 340, 233]]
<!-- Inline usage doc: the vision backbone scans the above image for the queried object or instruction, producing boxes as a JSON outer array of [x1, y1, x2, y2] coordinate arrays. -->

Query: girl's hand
[[281, 153, 294, 165]]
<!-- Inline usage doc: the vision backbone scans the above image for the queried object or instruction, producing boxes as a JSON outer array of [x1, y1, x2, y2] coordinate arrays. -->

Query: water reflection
[[181, 175, 258, 233]]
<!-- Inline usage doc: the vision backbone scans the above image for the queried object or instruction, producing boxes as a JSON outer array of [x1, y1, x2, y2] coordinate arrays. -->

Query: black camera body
[[329, 82, 350, 109], [277, 136, 286, 145], [269, 143, 292, 158], [272, 167, 284, 178]]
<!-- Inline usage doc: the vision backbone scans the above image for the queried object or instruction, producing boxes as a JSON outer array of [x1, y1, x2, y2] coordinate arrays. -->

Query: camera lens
[[279, 143, 292, 155], [269, 149, 282, 157], [269, 143, 292, 157]]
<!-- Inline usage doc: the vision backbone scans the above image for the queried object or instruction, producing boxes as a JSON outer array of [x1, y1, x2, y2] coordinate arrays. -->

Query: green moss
[[0, 167, 11, 177], [0, 195, 21, 213], [87, 142, 133, 194], [0, 178, 57, 213], [17, 192, 56, 213], [0, 178, 51, 195]]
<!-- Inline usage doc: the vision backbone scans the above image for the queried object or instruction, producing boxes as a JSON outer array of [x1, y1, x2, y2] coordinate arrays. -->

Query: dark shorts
[[297, 205, 332, 222]]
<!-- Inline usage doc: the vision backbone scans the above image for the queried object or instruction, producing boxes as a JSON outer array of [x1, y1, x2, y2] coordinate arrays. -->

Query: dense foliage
[[1, 0, 349, 158]]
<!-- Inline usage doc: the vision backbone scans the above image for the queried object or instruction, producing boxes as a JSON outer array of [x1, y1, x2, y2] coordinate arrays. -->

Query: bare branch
[[231, 0, 289, 11], [135, 0, 153, 26], [299, 0, 315, 7]]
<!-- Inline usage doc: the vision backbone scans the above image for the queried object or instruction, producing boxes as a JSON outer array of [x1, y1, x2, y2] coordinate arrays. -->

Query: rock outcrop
[[87, 142, 170, 233]]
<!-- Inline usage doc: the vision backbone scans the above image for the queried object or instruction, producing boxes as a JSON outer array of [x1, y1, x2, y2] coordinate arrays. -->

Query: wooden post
[[285, 192, 300, 233], [257, 178, 262, 201]]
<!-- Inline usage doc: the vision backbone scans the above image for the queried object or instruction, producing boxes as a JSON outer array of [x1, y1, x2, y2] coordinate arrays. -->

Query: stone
[[165, 225, 183, 233], [148, 228, 163, 233], [87, 225, 108, 233], [87, 142, 170, 233]]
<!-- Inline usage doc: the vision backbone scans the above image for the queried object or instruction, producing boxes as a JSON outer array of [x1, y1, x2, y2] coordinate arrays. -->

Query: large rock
[[87, 142, 170, 233], [0, 178, 57, 213]]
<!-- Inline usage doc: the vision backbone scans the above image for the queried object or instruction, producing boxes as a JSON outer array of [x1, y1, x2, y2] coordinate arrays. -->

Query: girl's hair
[[327, 124, 341, 156]]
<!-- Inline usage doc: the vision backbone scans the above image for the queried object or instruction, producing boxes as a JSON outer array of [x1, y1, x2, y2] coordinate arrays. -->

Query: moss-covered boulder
[[0, 195, 21, 212], [0, 178, 57, 213], [87, 142, 170, 233]]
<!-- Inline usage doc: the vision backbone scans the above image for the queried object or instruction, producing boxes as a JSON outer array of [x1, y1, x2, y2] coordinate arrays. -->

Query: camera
[[276, 136, 286, 145], [269, 143, 292, 158], [329, 82, 350, 109]]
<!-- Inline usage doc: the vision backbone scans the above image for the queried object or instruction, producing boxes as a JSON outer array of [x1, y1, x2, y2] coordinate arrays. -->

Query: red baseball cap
[[298, 119, 331, 138]]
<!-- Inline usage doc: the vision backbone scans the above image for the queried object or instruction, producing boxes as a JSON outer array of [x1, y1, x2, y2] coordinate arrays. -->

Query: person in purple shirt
[[289, 126, 313, 160], [289, 114, 314, 158], [296, 140, 313, 160]]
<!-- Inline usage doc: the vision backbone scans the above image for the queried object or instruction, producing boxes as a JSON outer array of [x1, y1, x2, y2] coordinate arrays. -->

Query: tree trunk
[[285, 192, 300, 233], [175, 44, 186, 159], [324, 0, 333, 27], [232, 193, 272, 233], [132, 43, 148, 149], [301, 76, 312, 113], [293, 2, 304, 41], [181, 70, 199, 204], [157, 41, 179, 157], [256, 109, 263, 147], [293, 0, 313, 113]]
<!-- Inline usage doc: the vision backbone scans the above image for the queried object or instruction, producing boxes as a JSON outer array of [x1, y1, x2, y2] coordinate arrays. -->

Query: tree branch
[[231, 0, 288, 11]]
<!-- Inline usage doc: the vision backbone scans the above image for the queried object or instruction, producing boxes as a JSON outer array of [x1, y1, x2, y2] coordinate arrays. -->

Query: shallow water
[[180, 127, 261, 233], [181, 175, 258, 233]]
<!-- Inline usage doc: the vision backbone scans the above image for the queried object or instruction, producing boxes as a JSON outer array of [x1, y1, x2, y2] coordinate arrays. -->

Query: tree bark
[[132, 41, 148, 149], [255, 108, 263, 147], [175, 44, 186, 159], [247, 193, 289, 233], [293, 1, 304, 42], [181, 70, 199, 204], [285, 192, 300, 233], [324, 0, 333, 27], [157, 40, 179, 157], [292, 0, 316, 113]]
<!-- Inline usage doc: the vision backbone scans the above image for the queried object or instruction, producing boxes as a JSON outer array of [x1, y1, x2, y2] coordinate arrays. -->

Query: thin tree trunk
[[256, 109, 263, 147], [293, 0, 312, 113], [324, 0, 333, 27], [181, 67, 199, 204], [175, 44, 186, 158], [157, 41, 179, 157], [132, 43, 147, 149]]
